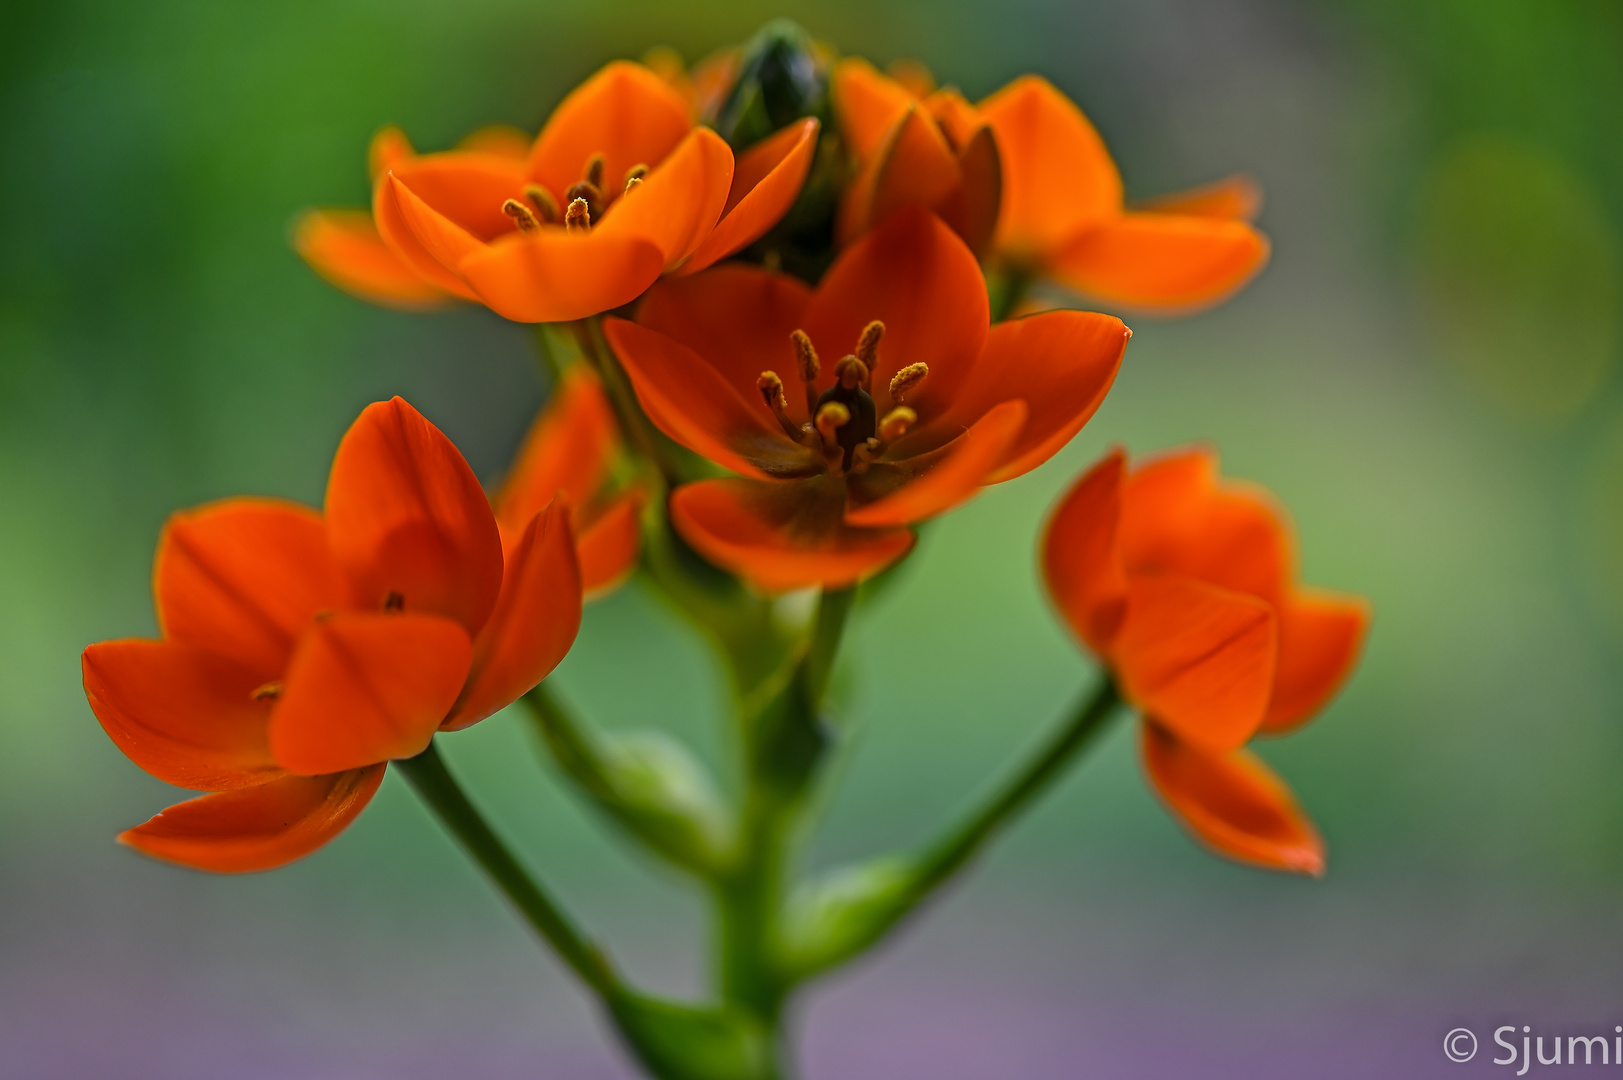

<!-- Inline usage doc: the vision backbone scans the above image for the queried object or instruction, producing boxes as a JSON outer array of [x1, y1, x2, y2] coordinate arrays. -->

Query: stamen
[[624, 163, 649, 191], [251, 681, 284, 703], [502, 198, 541, 232], [565, 197, 591, 232], [888, 362, 929, 405], [855, 320, 885, 371], [383, 590, 405, 611], [523, 184, 559, 223], [583, 153, 606, 190], [623, 175, 643, 195], [791, 329, 821, 416], [815, 401, 850, 446], [757, 371, 806, 439], [565, 181, 604, 224], [879, 406, 916, 442], [851, 437, 882, 472], [834, 355, 869, 391]]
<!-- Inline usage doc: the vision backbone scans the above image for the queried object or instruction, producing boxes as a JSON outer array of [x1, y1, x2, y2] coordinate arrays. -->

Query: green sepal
[[608, 992, 776, 1080], [712, 19, 828, 150], [776, 856, 922, 981]]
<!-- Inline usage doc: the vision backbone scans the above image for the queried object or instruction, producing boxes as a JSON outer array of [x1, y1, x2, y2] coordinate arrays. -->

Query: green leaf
[[609, 993, 775, 1080], [777, 856, 922, 980]]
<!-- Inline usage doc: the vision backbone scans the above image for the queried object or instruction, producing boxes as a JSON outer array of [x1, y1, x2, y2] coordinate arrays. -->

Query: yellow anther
[[251, 681, 284, 703], [623, 176, 643, 195], [624, 163, 649, 189], [879, 406, 917, 442], [834, 355, 869, 391], [502, 198, 541, 232], [583, 153, 606, 190], [757, 371, 805, 440], [855, 320, 885, 370], [815, 400, 850, 443], [790, 329, 821, 415], [565, 197, 591, 232], [756, 370, 787, 410], [523, 184, 559, 223], [888, 362, 929, 405]]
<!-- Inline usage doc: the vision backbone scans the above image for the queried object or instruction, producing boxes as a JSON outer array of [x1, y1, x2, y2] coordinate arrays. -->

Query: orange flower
[[1043, 447, 1370, 874], [606, 208, 1130, 592], [832, 61, 1269, 314], [81, 398, 582, 873], [494, 365, 644, 598], [298, 62, 819, 322], [832, 58, 1002, 257]]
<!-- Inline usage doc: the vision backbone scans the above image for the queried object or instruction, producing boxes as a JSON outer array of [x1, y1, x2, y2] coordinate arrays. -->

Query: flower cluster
[[82, 21, 1367, 1079]]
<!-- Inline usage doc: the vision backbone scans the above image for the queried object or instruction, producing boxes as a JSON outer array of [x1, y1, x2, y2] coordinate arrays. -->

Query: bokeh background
[[4, 1, 1622, 1076]]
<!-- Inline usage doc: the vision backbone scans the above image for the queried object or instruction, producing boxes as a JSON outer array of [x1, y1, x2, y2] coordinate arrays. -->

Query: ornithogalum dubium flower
[[1043, 447, 1370, 874], [493, 365, 643, 598], [82, 398, 581, 871], [88, 21, 1378, 1080], [833, 59, 1270, 314], [297, 60, 819, 321], [607, 208, 1130, 591]]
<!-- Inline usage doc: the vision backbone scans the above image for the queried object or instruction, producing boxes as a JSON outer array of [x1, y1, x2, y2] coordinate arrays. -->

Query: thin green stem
[[576, 317, 685, 486], [798, 587, 854, 706], [397, 739, 619, 996], [915, 673, 1121, 891]]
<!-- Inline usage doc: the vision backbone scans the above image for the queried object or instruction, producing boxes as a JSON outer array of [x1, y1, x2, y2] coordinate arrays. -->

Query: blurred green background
[[3, 1, 1622, 1076]]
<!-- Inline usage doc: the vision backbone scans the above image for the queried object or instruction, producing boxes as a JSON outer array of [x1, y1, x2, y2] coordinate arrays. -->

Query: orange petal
[[457, 228, 667, 323], [833, 57, 918, 162], [578, 491, 644, 598], [294, 209, 453, 310], [457, 124, 532, 160], [1141, 725, 1324, 875], [802, 208, 989, 418], [1046, 212, 1270, 314], [670, 477, 915, 593], [835, 104, 961, 248], [494, 366, 619, 536], [1114, 576, 1276, 754], [604, 318, 821, 479], [689, 48, 740, 122], [636, 264, 813, 421], [445, 501, 582, 729], [681, 118, 820, 275], [1120, 448, 1292, 610], [154, 498, 344, 675], [325, 397, 505, 635], [886, 59, 936, 100], [368, 126, 415, 183], [923, 88, 983, 152], [596, 127, 733, 268], [845, 400, 1026, 528], [82, 639, 281, 791], [951, 123, 1002, 258], [1041, 449, 1129, 655], [269, 611, 471, 774], [529, 60, 694, 204], [373, 173, 479, 301], [1261, 590, 1370, 733], [386, 151, 531, 247], [120, 766, 385, 874], [1135, 174, 1262, 221], [979, 75, 1121, 260], [922, 310, 1128, 483]]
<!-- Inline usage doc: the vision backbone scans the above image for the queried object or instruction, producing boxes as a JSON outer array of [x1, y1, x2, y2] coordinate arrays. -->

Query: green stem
[[576, 317, 686, 487], [798, 586, 854, 706], [989, 265, 1034, 323], [397, 739, 619, 997], [915, 673, 1121, 892]]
